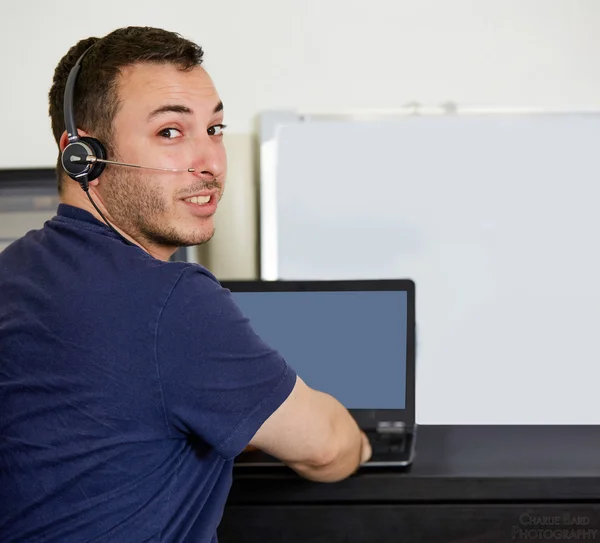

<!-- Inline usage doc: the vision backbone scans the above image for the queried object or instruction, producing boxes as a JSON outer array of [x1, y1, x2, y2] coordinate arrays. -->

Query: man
[[0, 26, 371, 542]]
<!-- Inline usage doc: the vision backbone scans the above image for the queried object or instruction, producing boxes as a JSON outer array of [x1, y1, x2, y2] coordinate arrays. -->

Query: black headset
[[61, 44, 108, 187], [59, 43, 135, 246]]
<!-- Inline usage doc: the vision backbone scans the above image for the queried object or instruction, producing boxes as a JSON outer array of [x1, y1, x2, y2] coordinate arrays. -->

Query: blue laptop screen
[[229, 290, 408, 409]]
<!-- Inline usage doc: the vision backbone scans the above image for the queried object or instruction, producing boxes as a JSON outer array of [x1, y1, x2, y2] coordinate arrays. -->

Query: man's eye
[[208, 124, 227, 136], [158, 128, 182, 139]]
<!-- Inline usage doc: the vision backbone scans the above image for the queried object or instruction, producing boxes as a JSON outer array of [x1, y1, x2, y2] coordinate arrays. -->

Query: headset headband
[[64, 45, 95, 144]]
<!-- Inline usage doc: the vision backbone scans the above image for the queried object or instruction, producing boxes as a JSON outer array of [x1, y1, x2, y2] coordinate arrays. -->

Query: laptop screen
[[229, 289, 408, 410]]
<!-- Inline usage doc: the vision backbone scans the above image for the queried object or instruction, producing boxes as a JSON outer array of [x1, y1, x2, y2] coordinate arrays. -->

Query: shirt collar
[[56, 203, 104, 226], [54, 203, 123, 241]]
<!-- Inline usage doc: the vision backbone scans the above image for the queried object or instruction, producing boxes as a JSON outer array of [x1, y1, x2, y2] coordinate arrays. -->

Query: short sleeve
[[155, 266, 297, 459]]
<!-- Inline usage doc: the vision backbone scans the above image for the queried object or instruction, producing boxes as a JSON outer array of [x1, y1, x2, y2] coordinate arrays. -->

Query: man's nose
[[190, 137, 226, 182]]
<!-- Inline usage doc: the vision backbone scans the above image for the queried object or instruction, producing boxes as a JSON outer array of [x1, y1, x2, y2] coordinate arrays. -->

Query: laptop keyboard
[[365, 430, 407, 455]]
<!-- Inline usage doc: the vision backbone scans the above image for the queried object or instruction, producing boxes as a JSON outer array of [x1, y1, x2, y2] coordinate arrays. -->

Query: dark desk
[[219, 425, 600, 543]]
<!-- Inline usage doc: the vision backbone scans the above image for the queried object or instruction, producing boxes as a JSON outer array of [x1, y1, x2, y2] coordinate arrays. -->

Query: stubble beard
[[101, 168, 219, 248]]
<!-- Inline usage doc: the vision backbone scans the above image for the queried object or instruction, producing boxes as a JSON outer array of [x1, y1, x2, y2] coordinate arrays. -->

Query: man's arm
[[248, 375, 372, 483], [156, 268, 369, 469]]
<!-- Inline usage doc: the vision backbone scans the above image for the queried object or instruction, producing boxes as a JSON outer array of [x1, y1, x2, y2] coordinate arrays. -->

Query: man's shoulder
[[152, 260, 220, 291], [155, 261, 225, 310]]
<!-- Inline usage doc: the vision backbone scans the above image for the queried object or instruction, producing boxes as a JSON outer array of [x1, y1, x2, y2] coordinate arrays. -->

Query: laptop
[[221, 278, 417, 469]]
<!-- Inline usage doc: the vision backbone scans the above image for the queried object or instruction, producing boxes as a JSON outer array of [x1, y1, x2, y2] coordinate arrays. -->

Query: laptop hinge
[[376, 421, 406, 435]]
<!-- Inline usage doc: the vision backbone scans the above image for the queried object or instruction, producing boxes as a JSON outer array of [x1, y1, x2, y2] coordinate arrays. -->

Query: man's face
[[99, 62, 227, 252]]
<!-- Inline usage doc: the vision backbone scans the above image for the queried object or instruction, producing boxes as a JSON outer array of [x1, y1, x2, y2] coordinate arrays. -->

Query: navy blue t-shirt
[[0, 204, 297, 542]]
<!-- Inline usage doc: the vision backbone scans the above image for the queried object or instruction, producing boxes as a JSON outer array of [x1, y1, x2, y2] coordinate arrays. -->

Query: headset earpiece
[[61, 136, 107, 184]]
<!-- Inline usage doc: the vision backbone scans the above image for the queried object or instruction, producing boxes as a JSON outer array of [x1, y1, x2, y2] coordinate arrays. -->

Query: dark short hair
[[48, 26, 204, 192]]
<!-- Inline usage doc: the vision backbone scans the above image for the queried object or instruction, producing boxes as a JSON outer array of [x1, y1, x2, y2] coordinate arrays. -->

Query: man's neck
[[60, 186, 175, 261]]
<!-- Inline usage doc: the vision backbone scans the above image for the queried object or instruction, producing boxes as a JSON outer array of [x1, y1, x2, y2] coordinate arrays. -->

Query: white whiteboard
[[259, 110, 600, 425]]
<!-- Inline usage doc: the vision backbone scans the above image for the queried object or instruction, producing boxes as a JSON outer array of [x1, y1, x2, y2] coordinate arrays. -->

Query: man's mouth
[[184, 195, 212, 205]]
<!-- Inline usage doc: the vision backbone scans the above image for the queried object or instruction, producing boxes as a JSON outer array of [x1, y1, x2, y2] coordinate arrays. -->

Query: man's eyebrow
[[147, 104, 192, 122], [146, 101, 223, 122]]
